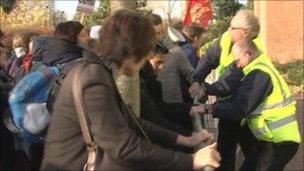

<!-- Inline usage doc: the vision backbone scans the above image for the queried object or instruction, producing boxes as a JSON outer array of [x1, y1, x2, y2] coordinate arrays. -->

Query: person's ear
[[243, 29, 250, 37], [146, 54, 153, 61], [245, 51, 250, 57], [245, 51, 254, 60]]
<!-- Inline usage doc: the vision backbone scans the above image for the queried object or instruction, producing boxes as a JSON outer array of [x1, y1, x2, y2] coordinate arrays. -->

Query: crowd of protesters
[[0, 8, 301, 171]]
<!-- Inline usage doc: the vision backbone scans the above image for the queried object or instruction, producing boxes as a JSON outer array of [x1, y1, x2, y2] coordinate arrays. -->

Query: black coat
[[140, 61, 193, 132], [41, 56, 193, 170], [42, 38, 83, 66]]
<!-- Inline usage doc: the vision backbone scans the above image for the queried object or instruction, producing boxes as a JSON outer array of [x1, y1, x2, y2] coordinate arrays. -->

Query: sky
[[55, 0, 248, 20], [55, 0, 100, 19]]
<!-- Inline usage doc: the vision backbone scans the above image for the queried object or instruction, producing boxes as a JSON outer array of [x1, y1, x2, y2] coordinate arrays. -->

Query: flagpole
[[80, 12, 86, 24]]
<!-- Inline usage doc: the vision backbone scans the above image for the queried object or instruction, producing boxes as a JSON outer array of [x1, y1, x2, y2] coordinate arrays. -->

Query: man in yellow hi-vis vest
[[188, 9, 264, 171], [191, 39, 301, 170]]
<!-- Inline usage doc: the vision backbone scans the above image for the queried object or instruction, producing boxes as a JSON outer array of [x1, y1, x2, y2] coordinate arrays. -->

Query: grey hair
[[236, 9, 260, 38]]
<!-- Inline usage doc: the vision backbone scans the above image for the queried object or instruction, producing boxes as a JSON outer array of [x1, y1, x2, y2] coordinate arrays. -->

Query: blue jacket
[[180, 42, 200, 69]]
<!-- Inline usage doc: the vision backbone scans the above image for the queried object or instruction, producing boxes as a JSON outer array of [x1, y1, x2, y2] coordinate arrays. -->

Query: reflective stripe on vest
[[247, 61, 295, 115], [252, 96, 295, 115], [268, 114, 297, 129], [252, 127, 267, 137], [252, 114, 297, 136], [243, 54, 301, 143]]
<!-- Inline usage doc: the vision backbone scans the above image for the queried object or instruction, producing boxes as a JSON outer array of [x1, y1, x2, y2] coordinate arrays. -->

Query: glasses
[[230, 26, 248, 30]]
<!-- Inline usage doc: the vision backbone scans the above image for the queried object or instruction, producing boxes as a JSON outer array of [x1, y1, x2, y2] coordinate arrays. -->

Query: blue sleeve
[[180, 43, 200, 69]]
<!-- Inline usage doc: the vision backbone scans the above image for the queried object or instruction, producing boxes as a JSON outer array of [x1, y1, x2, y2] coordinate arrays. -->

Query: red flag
[[183, 0, 213, 28]]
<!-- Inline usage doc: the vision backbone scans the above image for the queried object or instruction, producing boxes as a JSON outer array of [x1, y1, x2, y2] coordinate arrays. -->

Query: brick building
[[254, 1, 303, 63]]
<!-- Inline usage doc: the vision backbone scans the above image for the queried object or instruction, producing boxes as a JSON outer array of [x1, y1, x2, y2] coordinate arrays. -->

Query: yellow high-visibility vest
[[216, 31, 265, 78], [242, 54, 301, 143]]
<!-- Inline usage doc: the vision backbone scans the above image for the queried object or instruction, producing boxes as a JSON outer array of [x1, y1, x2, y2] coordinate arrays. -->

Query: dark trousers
[[0, 118, 16, 170], [216, 119, 259, 171], [255, 141, 299, 171], [14, 135, 44, 171]]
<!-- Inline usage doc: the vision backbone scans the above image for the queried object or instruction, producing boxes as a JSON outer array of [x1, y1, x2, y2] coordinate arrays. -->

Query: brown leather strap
[[124, 104, 151, 142], [72, 61, 150, 145], [72, 63, 94, 145]]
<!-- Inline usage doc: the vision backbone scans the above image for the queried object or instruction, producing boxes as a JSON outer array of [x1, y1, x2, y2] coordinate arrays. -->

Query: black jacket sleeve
[[213, 70, 273, 121], [159, 102, 193, 132], [140, 88, 192, 137], [192, 39, 221, 83], [205, 62, 244, 97]]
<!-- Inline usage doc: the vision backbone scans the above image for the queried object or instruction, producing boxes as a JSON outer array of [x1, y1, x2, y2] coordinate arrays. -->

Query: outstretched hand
[[190, 104, 212, 116], [189, 82, 206, 99], [187, 129, 214, 147], [193, 143, 221, 170]]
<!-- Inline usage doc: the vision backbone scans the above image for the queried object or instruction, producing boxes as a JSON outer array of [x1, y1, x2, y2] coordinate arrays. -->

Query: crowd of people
[[0, 8, 301, 171]]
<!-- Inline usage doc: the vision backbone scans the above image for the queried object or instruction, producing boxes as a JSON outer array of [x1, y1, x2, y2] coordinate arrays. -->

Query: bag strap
[[72, 60, 151, 145], [108, 69, 151, 142], [72, 62, 95, 146], [124, 103, 151, 142]]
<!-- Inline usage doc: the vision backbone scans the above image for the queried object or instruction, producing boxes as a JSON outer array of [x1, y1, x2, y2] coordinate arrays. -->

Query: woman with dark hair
[[41, 10, 220, 170], [181, 24, 205, 69], [53, 21, 84, 42], [41, 21, 84, 67]]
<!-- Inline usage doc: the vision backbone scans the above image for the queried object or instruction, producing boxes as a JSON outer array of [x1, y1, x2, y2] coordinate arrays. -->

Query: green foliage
[[246, 0, 254, 10], [75, 0, 110, 27], [275, 60, 304, 87], [136, 0, 151, 18], [1, 0, 51, 29], [136, 0, 148, 10], [200, 0, 244, 47], [200, 16, 232, 45], [212, 0, 244, 20], [53, 10, 68, 26], [275, 60, 304, 95], [0, 0, 16, 13]]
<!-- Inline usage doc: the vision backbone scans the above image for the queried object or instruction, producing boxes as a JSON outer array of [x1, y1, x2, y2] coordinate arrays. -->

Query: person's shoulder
[[77, 57, 113, 85], [180, 42, 192, 49], [169, 46, 187, 58], [245, 69, 271, 83], [169, 46, 183, 53]]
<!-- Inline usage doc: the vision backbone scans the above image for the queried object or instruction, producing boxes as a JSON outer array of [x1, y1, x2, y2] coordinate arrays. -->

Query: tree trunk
[[109, 0, 137, 14]]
